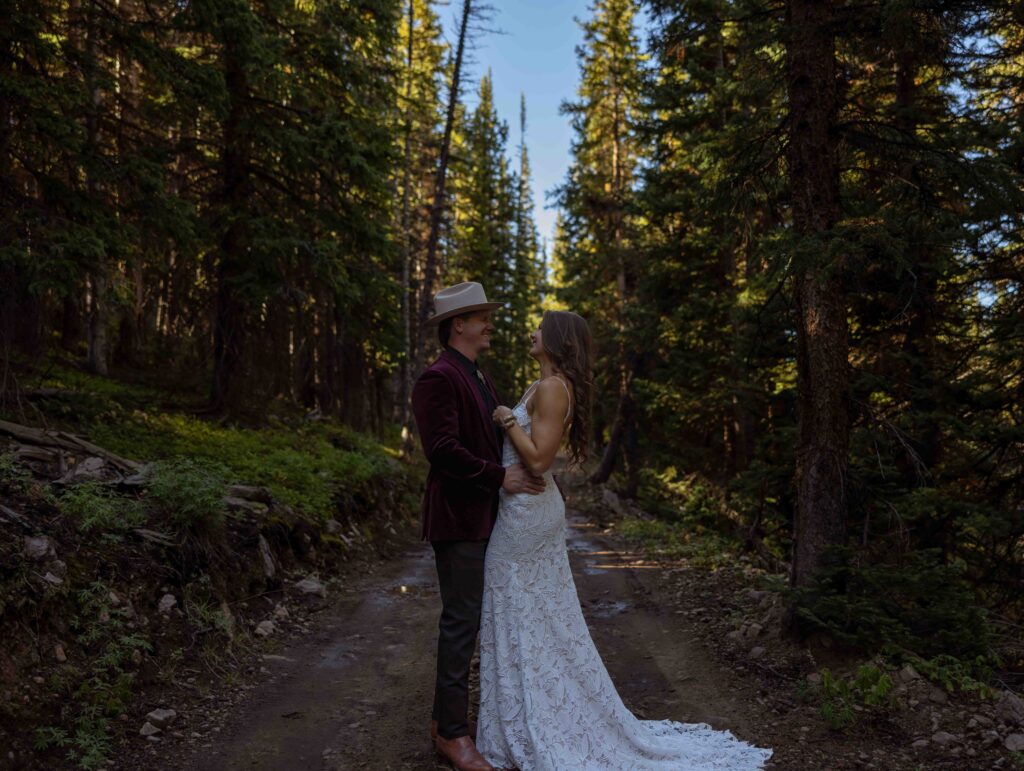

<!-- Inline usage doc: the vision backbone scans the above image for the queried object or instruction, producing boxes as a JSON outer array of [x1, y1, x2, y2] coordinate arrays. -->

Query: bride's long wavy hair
[[540, 310, 593, 469]]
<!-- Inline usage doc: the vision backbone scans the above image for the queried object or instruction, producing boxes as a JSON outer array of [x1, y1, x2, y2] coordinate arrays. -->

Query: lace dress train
[[477, 382, 772, 771]]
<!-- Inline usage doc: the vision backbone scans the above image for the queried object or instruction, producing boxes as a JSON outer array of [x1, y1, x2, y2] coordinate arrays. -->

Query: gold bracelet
[[501, 415, 516, 430]]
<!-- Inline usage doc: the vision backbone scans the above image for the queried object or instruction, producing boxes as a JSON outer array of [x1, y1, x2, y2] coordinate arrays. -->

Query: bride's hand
[[492, 406, 513, 425]]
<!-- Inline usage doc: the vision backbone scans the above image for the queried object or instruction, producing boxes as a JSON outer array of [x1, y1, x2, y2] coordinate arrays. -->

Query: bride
[[479, 310, 772, 771]]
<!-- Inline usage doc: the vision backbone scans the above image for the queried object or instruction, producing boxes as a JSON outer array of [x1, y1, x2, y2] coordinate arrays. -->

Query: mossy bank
[[0, 357, 421, 770]]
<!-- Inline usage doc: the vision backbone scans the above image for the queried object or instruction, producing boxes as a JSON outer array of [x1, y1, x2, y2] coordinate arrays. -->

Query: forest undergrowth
[[592, 469, 1024, 768], [0, 355, 420, 770]]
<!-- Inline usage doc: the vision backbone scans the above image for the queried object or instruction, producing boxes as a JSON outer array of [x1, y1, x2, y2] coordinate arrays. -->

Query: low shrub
[[58, 482, 145, 534], [791, 547, 991, 660], [35, 581, 152, 769], [909, 653, 1000, 699], [0, 451, 32, 493], [810, 664, 897, 731], [145, 458, 228, 535], [637, 466, 728, 531]]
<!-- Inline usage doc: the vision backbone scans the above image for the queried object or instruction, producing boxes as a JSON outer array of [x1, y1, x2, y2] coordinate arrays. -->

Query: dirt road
[[132, 508, 777, 770]]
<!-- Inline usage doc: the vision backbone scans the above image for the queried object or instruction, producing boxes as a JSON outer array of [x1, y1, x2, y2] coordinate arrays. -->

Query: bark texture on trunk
[[786, 0, 850, 596], [210, 32, 250, 414]]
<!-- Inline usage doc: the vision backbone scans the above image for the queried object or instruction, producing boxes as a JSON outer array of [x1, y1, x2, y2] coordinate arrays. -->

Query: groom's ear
[[438, 318, 452, 346]]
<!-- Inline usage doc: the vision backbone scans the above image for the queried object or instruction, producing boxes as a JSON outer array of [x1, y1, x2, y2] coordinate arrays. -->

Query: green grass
[[86, 413, 399, 518], [0, 450, 34, 492], [618, 517, 734, 566], [145, 459, 229, 535], [609, 465, 745, 567], [908, 653, 1000, 699], [58, 481, 146, 534], [6, 357, 407, 520]]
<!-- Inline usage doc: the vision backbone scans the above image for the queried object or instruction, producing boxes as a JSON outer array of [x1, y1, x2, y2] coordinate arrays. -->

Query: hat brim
[[425, 302, 503, 326]]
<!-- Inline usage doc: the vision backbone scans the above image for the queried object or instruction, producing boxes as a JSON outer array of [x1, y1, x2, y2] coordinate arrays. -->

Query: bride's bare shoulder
[[532, 377, 570, 411]]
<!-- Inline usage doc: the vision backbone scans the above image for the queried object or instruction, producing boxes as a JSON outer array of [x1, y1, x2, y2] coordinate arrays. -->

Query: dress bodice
[[501, 378, 572, 473], [501, 380, 539, 470]]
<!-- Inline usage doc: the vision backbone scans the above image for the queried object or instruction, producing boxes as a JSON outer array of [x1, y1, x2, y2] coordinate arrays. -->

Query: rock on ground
[[146, 709, 177, 729], [23, 535, 56, 561], [292, 577, 326, 598]]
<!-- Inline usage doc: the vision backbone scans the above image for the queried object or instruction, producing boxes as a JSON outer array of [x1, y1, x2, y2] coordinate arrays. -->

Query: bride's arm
[[492, 378, 569, 475]]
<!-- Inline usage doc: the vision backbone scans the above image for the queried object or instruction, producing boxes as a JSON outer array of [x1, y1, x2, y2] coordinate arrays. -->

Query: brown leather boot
[[434, 734, 493, 771], [431, 718, 477, 742]]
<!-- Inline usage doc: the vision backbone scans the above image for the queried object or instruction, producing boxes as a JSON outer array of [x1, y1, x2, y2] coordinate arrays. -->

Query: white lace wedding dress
[[477, 381, 773, 771]]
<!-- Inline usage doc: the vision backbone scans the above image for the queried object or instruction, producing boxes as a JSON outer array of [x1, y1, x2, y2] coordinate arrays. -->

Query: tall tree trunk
[[411, 0, 472, 375], [298, 301, 316, 409], [785, 0, 850, 601], [398, 0, 416, 446], [114, 1, 143, 368], [84, 0, 109, 376], [61, 293, 84, 352], [590, 55, 636, 491], [729, 235, 761, 475], [0, 263, 42, 367], [210, 30, 250, 413], [894, 47, 942, 478], [0, 26, 16, 370], [266, 301, 289, 399], [340, 324, 367, 431], [590, 351, 639, 490]]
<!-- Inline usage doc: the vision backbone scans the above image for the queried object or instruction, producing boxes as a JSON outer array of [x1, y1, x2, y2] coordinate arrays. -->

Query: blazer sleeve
[[412, 368, 506, 491]]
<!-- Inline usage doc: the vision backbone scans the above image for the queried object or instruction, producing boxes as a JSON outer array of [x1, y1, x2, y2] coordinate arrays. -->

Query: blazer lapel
[[478, 367, 503, 457], [441, 350, 500, 455], [480, 368, 502, 410]]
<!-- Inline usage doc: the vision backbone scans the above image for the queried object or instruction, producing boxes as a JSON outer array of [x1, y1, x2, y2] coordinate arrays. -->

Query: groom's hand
[[502, 463, 546, 495]]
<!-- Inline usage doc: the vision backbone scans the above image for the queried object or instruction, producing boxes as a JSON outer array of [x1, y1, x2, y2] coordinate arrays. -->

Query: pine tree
[[638, 0, 789, 487], [447, 71, 519, 397], [509, 95, 545, 393], [184, 0, 400, 417], [395, 0, 448, 431], [555, 0, 645, 492], [412, 0, 481, 376], [782, 0, 850, 598], [633, 0, 1024, 641]]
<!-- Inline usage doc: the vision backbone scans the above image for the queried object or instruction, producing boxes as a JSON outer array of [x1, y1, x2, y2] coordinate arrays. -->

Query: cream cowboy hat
[[425, 281, 503, 325]]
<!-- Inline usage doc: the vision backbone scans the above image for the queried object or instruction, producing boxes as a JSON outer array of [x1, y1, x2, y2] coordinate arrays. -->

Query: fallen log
[[12, 445, 62, 463], [133, 528, 176, 547], [54, 456, 124, 486], [0, 387, 68, 402], [0, 419, 142, 472], [19, 388, 68, 399], [226, 484, 274, 504], [0, 504, 34, 531]]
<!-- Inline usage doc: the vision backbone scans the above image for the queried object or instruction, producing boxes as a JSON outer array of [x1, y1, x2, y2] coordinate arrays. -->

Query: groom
[[412, 281, 545, 771]]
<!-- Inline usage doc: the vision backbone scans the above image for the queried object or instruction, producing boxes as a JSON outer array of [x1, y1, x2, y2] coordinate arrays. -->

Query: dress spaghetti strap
[[523, 377, 573, 425], [518, 380, 540, 408], [555, 377, 572, 425]]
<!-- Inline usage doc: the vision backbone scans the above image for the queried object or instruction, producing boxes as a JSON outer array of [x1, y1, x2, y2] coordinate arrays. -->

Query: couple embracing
[[412, 282, 772, 771]]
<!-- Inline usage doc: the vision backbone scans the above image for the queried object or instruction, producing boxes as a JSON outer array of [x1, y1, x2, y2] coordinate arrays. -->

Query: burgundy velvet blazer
[[412, 350, 506, 542]]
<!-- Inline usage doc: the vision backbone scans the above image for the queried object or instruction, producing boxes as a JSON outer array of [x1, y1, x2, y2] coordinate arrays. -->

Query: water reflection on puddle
[[317, 640, 360, 669], [386, 583, 435, 598], [583, 599, 631, 618]]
